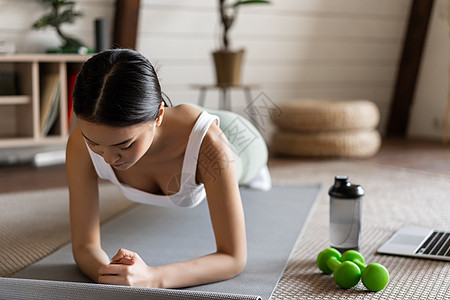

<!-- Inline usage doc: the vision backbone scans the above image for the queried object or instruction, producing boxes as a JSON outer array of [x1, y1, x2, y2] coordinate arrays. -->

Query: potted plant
[[213, 0, 271, 86], [32, 0, 91, 54]]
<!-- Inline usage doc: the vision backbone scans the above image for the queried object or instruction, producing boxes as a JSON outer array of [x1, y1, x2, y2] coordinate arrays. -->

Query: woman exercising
[[66, 49, 270, 288]]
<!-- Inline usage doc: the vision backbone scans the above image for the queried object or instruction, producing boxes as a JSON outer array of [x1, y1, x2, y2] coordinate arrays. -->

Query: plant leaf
[[231, 0, 271, 8]]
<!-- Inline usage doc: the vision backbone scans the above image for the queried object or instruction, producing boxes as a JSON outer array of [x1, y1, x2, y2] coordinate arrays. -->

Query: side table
[[191, 84, 259, 111]]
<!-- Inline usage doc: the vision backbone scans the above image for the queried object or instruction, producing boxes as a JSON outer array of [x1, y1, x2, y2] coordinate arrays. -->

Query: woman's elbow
[[236, 257, 247, 276], [230, 252, 247, 278]]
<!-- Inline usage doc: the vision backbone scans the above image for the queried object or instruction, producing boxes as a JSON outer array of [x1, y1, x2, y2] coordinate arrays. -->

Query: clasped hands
[[98, 248, 159, 288]]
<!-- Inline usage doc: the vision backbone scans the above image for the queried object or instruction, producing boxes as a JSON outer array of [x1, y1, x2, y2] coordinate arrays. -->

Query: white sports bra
[[86, 111, 219, 208]]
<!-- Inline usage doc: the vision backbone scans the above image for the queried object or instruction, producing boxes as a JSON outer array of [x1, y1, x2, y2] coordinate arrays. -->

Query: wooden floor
[[364, 138, 450, 175], [0, 138, 449, 194]]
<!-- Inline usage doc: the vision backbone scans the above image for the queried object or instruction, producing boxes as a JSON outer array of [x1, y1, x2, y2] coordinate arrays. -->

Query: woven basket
[[271, 130, 381, 158], [272, 100, 380, 132]]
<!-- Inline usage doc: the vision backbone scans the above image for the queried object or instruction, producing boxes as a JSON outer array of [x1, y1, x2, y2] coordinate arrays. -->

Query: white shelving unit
[[0, 54, 91, 148]]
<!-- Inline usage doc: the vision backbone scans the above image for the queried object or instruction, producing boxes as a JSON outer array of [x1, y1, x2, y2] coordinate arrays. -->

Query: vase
[[212, 49, 244, 86]]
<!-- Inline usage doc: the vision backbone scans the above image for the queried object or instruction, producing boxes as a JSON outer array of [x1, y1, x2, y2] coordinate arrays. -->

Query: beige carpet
[[268, 158, 450, 299], [0, 184, 133, 277], [1, 159, 449, 299]]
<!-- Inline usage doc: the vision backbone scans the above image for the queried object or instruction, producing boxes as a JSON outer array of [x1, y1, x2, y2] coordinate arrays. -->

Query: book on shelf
[[39, 73, 61, 136], [67, 71, 78, 127]]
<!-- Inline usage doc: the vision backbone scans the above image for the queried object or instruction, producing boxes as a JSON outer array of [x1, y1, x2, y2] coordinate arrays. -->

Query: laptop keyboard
[[415, 231, 450, 257]]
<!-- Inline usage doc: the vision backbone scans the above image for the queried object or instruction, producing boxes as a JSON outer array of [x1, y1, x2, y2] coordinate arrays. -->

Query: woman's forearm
[[154, 251, 246, 289], [73, 244, 110, 282]]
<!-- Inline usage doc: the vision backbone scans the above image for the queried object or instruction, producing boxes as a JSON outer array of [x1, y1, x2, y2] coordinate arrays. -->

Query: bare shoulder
[[67, 126, 90, 159], [171, 104, 225, 145], [165, 104, 205, 134], [172, 104, 203, 120], [67, 126, 84, 150], [196, 120, 234, 185], [66, 126, 97, 178]]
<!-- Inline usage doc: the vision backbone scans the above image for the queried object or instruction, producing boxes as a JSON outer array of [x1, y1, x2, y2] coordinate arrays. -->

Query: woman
[[66, 49, 270, 288]]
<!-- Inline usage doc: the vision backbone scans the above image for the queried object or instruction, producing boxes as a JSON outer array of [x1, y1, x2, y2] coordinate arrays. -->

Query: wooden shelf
[[0, 95, 31, 105], [0, 136, 67, 148], [0, 54, 92, 149], [0, 53, 92, 63]]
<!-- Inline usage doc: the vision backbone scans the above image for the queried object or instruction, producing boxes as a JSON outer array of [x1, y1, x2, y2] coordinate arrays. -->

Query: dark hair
[[73, 49, 170, 127]]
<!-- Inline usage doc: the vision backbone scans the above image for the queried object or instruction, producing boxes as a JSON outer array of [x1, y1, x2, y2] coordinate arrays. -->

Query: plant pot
[[212, 49, 244, 86]]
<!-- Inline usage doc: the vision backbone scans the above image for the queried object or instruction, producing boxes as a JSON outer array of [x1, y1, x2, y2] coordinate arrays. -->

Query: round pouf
[[272, 100, 380, 132], [271, 130, 381, 158]]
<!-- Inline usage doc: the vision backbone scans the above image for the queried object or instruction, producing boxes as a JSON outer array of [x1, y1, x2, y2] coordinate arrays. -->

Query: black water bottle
[[329, 176, 364, 252]]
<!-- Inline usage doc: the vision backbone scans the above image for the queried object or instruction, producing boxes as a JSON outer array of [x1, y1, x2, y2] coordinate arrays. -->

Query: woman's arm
[[98, 123, 247, 288], [158, 125, 247, 287], [66, 127, 110, 282]]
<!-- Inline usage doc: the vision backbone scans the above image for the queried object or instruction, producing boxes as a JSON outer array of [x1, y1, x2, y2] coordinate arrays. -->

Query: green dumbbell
[[317, 248, 361, 289], [340, 250, 389, 292]]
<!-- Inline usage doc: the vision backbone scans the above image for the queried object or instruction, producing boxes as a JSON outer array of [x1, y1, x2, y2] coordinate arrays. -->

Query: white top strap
[[181, 111, 219, 185]]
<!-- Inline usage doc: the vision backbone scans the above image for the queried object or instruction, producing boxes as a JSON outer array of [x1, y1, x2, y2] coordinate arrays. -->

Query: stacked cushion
[[270, 100, 381, 158]]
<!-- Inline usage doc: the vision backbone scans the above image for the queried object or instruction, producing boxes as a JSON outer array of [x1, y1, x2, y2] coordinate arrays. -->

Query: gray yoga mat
[[9, 184, 320, 300]]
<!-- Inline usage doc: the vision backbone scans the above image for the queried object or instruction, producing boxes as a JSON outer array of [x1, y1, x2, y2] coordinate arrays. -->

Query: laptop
[[377, 226, 450, 261]]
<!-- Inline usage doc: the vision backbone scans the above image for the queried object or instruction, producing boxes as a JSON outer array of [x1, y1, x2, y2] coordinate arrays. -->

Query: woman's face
[[78, 119, 157, 170]]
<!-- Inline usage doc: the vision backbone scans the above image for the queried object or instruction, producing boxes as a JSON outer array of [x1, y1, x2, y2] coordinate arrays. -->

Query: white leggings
[[190, 104, 272, 191]]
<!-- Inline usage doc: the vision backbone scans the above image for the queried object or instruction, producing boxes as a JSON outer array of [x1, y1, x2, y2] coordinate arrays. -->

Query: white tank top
[[86, 111, 219, 208]]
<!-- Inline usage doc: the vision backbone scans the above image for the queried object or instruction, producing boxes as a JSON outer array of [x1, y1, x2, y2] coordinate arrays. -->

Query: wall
[[136, 0, 412, 137], [408, 0, 449, 140], [0, 0, 115, 53], [1, 0, 424, 162]]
